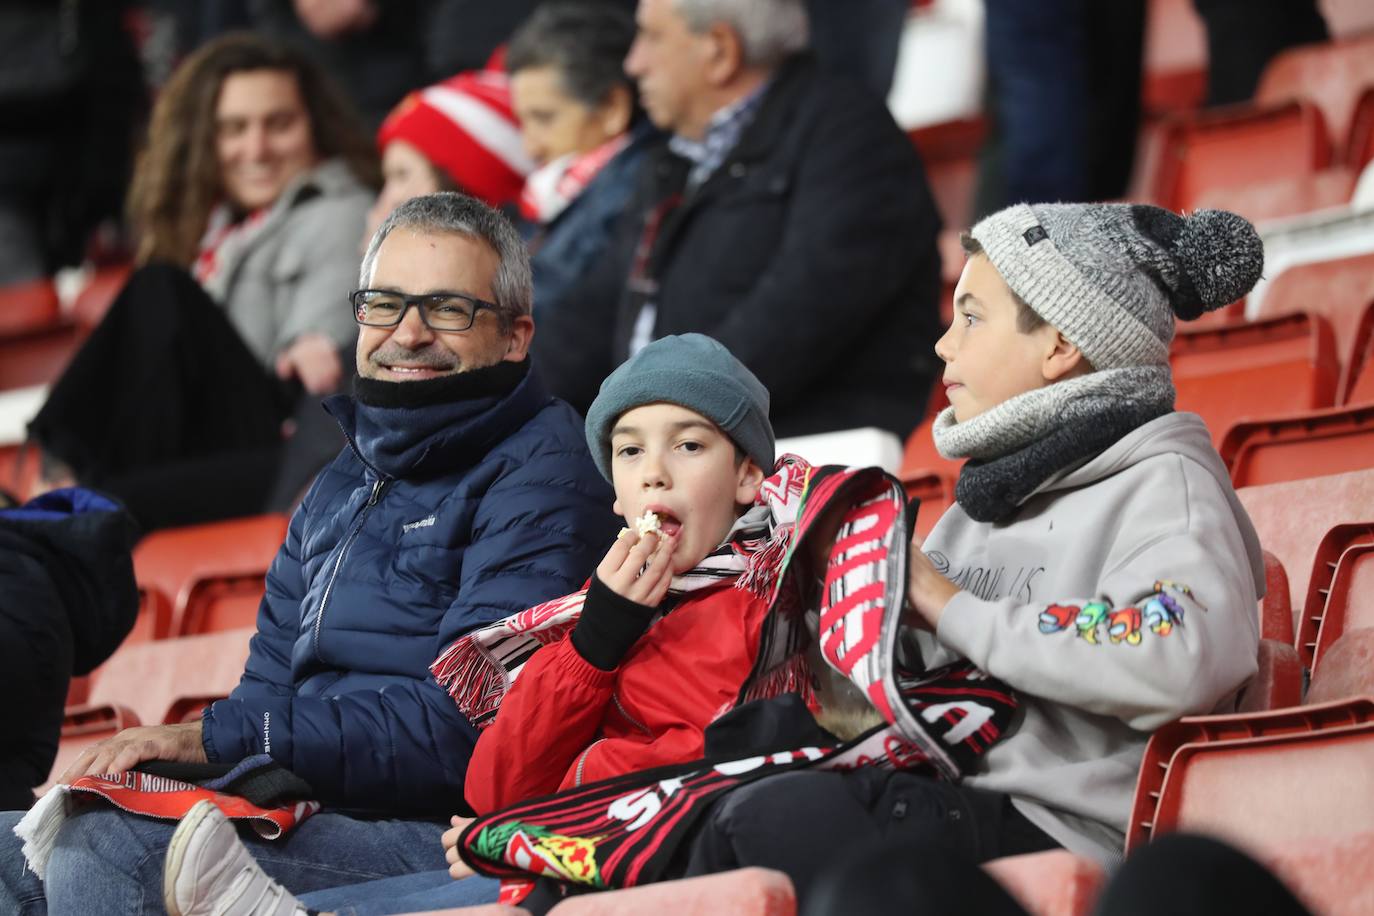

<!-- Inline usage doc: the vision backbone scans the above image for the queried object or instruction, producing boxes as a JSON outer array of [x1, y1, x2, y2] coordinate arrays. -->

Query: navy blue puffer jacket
[[201, 365, 617, 814]]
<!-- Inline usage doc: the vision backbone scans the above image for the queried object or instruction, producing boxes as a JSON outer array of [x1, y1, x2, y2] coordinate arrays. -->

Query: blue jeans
[[298, 870, 500, 915], [0, 806, 447, 915]]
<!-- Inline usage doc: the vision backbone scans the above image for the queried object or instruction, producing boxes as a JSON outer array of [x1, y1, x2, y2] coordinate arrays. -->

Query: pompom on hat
[[968, 203, 1265, 370], [376, 70, 534, 208]]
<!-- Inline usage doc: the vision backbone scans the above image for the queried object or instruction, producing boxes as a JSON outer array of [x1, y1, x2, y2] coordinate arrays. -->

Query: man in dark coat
[[0, 488, 139, 810], [534, 0, 943, 440], [0, 193, 619, 914]]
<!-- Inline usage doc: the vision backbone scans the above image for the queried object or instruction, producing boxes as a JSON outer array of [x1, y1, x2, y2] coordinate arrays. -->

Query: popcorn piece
[[635, 511, 662, 537]]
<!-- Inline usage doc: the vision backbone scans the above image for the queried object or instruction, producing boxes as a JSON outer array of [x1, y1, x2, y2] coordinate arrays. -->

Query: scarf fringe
[[738, 651, 814, 709], [736, 525, 792, 600]]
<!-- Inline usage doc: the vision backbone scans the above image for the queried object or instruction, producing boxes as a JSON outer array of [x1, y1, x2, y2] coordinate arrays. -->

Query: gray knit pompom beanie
[[969, 203, 1264, 370]]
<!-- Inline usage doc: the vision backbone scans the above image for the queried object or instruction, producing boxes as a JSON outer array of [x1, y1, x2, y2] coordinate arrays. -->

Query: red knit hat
[[376, 70, 533, 208]]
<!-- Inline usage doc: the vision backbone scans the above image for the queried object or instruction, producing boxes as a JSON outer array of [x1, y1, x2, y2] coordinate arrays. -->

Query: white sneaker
[[163, 800, 308, 916]]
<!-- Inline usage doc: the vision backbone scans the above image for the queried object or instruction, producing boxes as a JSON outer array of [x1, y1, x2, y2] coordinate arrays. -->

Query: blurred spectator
[[974, 0, 1146, 218], [174, 0, 431, 131], [425, 0, 636, 80], [364, 69, 533, 243], [0, 488, 138, 810], [1193, 0, 1328, 106], [804, 0, 908, 100], [535, 0, 943, 439], [506, 1, 656, 324], [27, 32, 378, 531], [0, 0, 145, 284]]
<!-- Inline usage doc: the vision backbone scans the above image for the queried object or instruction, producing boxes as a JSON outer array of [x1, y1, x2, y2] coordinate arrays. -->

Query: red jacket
[[464, 582, 771, 814]]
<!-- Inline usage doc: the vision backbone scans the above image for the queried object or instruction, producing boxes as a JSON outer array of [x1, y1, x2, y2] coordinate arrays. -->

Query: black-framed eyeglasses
[[350, 289, 501, 333]]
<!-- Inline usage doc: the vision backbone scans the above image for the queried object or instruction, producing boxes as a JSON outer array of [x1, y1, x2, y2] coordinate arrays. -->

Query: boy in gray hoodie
[[679, 202, 1268, 890], [904, 201, 1266, 861]]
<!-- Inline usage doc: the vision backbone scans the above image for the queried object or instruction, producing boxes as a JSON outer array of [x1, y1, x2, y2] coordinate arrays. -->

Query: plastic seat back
[[1220, 403, 1374, 487], [1344, 300, 1374, 405], [1151, 101, 1332, 213], [983, 850, 1105, 916], [84, 627, 254, 728], [1292, 522, 1374, 668], [132, 513, 288, 635], [1260, 550, 1295, 644], [546, 868, 795, 916], [1171, 312, 1338, 444], [1306, 628, 1374, 705], [1238, 468, 1374, 629], [1314, 545, 1374, 671], [1126, 697, 1374, 853], [1258, 252, 1374, 390], [1142, 0, 1208, 114], [0, 278, 60, 337], [1348, 86, 1374, 168], [0, 322, 81, 391], [1255, 34, 1374, 157], [1157, 723, 1374, 855], [1194, 168, 1356, 224]]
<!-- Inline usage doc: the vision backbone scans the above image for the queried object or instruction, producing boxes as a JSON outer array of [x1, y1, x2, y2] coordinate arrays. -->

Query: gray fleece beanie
[[970, 203, 1265, 369], [584, 334, 776, 482]]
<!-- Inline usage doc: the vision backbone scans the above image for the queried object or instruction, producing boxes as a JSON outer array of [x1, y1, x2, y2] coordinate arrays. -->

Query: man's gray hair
[[359, 192, 533, 329], [674, 0, 809, 68]]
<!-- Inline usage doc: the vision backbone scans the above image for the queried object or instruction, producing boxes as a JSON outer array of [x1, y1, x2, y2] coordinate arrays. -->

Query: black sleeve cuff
[[570, 576, 658, 671]]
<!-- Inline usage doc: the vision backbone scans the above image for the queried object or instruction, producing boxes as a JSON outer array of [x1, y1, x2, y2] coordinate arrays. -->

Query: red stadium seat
[[0, 278, 60, 337], [1292, 522, 1374, 668], [1264, 829, 1374, 916], [0, 442, 38, 503], [132, 514, 287, 635], [0, 322, 81, 391], [1347, 87, 1374, 168], [1260, 550, 1295, 644], [1126, 696, 1374, 854], [544, 868, 795, 916], [983, 849, 1105, 916], [1236, 639, 1304, 713], [1171, 312, 1339, 444], [1256, 252, 1374, 394], [1255, 34, 1374, 160], [1306, 628, 1374, 704], [1312, 543, 1374, 673], [1219, 403, 1374, 487], [1237, 467, 1374, 638], [1142, 0, 1208, 115], [1345, 301, 1374, 405], [1150, 101, 1333, 213], [73, 627, 254, 731], [1194, 167, 1356, 224]]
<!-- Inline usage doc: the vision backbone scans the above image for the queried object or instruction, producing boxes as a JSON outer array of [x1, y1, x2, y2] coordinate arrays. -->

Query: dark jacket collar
[[325, 359, 548, 480]]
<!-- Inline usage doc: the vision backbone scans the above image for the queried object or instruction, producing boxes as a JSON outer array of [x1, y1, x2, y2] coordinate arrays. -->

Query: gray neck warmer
[[933, 367, 1176, 522]]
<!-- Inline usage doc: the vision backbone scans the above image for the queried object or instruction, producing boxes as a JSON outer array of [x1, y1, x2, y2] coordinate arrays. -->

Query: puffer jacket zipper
[[312, 476, 389, 659]]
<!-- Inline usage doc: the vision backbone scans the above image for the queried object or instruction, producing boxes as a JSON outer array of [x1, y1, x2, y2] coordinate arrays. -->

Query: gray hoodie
[[914, 411, 1263, 863]]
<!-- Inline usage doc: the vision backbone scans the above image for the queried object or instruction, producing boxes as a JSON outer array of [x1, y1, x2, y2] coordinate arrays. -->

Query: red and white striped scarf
[[518, 134, 631, 225], [430, 456, 812, 727]]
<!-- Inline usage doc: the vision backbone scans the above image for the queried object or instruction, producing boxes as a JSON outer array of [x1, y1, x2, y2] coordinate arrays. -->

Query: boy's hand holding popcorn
[[571, 512, 679, 670]]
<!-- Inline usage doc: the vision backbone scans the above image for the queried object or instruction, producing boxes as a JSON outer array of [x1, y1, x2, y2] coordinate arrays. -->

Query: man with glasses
[[5, 193, 618, 915]]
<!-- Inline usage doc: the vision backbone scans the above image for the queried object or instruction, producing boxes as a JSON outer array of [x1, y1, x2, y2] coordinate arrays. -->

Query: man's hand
[[596, 529, 678, 608], [275, 333, 344, 395], [59, 721, 208, 784], [443, 814, 477, 880], [906, 533, 959, 631]]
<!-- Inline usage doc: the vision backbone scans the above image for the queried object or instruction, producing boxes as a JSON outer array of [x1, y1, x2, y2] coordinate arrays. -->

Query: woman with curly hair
[[29, 32, 379, 530]]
